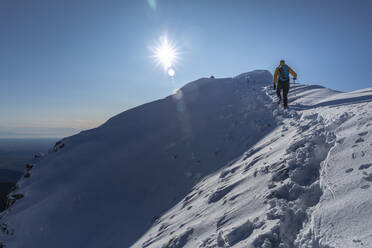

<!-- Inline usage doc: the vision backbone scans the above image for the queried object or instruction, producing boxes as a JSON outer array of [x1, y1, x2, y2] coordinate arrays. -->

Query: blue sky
[[1, 0, 371, 138]]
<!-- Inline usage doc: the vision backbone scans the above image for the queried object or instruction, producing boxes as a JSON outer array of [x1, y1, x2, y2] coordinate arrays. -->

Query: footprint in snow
[[360, 185, 370, 190], [359, 164, 372, 170], [352, 153, 357, 159], [345, 168, 354, 173], [358, 131, 368, 136], [355, 137, 365, 143], [363, 173, 372, 182]]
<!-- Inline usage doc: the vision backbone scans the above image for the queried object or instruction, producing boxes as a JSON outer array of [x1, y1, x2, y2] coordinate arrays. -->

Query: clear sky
[[1, 0, 371, 138]]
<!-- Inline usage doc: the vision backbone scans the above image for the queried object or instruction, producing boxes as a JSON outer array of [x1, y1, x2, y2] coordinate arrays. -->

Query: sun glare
[[152, 35, 179, 76]]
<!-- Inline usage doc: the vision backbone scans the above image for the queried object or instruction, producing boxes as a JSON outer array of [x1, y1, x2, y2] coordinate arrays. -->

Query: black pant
[[276, 79, 289, 107]]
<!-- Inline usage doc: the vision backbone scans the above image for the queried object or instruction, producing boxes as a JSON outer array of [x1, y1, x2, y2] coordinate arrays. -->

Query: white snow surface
[[1, 70, 372, 248]]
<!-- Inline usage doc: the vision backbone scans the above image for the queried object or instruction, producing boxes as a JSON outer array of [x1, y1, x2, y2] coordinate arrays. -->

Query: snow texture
[[1, 70, 372, 248]]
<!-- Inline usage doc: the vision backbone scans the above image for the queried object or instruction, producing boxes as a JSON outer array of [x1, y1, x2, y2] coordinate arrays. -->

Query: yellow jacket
[[273, 65, 297, 85]]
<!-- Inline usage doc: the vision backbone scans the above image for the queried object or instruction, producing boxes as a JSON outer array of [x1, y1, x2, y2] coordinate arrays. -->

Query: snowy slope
[[2, 70, 372, 248], [133, 84, 372, 248], [0, 70, 276, 247]]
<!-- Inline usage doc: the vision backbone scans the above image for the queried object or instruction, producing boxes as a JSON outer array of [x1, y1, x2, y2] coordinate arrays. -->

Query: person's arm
[[273, 67, 279, 87], [289, 67, 297, 79]]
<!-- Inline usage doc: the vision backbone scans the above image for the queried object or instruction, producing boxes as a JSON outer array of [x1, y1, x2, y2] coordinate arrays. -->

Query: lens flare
[[147, 0, 157, 10], [168, 68, 175, 77]]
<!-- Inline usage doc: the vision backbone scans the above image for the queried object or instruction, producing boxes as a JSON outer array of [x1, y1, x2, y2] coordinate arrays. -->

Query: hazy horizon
[[0, 138, 58, 176]]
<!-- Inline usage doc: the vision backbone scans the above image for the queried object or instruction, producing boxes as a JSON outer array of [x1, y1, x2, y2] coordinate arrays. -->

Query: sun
[[151, 35, 179, 75], [155, 38, 175, 69]]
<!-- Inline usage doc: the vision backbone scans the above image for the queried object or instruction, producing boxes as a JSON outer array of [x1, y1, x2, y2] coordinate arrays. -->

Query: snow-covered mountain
[[134, 84, 372, 248], [1, 70, 372, 248]]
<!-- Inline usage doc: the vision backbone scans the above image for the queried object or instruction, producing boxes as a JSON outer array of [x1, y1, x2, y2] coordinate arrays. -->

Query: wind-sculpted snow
[[133, 85, 372, 247]]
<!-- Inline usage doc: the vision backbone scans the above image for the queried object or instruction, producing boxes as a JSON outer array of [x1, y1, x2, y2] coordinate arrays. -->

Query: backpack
[[278, 65, 289, 81]]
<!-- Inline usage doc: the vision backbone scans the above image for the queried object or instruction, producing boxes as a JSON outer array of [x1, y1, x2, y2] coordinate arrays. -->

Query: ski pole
[[293, 78, 296, 97]]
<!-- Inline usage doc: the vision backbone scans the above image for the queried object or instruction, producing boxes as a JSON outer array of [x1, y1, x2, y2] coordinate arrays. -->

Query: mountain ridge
[[1, 70, 372, 248], [1, 70, 277, 247]]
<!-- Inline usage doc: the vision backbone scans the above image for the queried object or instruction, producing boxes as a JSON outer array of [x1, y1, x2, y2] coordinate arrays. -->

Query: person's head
[[280, 60, 285, 65]]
